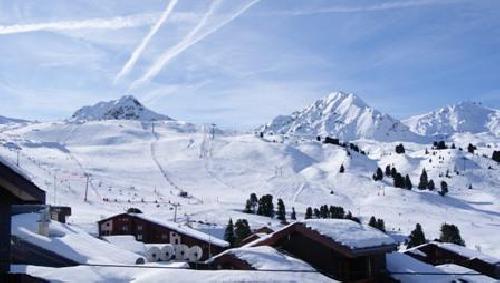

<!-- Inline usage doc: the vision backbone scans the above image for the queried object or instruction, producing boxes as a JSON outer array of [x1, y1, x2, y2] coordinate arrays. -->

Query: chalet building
[[98, 212, 229, 260], [246, 219, 397, 282], [0, 159, 45, 281], [405, 242, 500, 279]]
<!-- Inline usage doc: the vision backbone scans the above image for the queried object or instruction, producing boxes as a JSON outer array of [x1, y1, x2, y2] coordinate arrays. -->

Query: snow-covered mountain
[[0, 115, 28, 124], [260, 92, 423, 142], [70, 95, 173, 122], [404, 101, 500, 137]]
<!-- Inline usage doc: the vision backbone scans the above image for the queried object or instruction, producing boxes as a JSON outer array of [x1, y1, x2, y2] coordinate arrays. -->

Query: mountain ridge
[[260, 92, 425, 142], [70, 95, 173, 122]]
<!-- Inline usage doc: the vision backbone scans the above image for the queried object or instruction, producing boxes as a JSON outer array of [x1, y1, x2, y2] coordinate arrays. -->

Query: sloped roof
[[248, 219, 397, 257], [100, 213, 228, 247], [0, 158, 45, 203], [210, 246, 315, 271]]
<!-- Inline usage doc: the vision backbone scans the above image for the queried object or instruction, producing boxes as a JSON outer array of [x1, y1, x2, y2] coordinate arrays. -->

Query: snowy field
[[1, 118, 499, 260]]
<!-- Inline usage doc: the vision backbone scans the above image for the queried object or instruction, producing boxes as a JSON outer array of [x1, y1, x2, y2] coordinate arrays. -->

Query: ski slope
[[1, 119, 499, 258]]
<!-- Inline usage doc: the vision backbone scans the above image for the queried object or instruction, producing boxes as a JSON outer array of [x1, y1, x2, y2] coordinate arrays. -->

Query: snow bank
[[13, 265, 336, 283], [103, 235, 147, 255], [213, 246, 314, 271], [12, 213, 143, 264], [303, 219, 396, 249]]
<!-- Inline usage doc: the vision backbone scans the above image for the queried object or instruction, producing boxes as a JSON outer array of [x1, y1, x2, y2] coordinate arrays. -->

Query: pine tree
[[250, 193, 258, 211], [276, 198, 286, 223], [395, 143, 405, 154], [234, 219, 252, 246], [377, 219, 386, 232], [391, 167, 398, 179], [320, 205, 329, 218], [385, 165, 391, 177], [451, 143, 456, 149], [492, 151, 500, 162], [407, 223, 426, 248], [368, 216, 378, 229], [305, 207, 313, 219], [467, 143, 476, 154], [418, 169, 428, 190], [405, 174, 412, 190], [439, 223, 465, 246], [439, 181, 448, 197], [313, 208, 321, 218], [339, 163, 345, 173], [291, 207, 296, 220], [376, 167, 383, 181], [244, 199, 253, 213], [427, 179, 435, 191], [224, 218, 235, 247]]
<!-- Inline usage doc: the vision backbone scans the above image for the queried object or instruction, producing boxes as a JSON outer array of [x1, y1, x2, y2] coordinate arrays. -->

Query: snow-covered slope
[[404, 101, 500, 137], [260, 92, 424, 142], [1, 111, 499, 260], [70, 95, 173, 122]]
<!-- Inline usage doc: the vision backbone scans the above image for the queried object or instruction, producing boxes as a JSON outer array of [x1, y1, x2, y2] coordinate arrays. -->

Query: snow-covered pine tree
[[291, 207, 296, 220], [339, 163, 345, 173]]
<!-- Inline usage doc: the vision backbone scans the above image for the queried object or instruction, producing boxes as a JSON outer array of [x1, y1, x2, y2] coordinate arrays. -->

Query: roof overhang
[[0, 161, 45, 204]]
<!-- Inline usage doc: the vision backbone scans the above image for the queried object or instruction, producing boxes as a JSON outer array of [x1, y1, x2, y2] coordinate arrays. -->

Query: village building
[[98, 212, 229, 260], [405, 242, 500, 279], [243, 219, 397, 282], [0, 159, 46, 281]]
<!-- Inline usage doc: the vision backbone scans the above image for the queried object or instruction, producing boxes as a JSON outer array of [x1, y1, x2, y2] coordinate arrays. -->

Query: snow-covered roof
[[211, 246, 315, 271], [387, 252, 454, 283], [13, 264, 336, 283], [303, 219, 396, 249], [118, 213, 229, 247], [436, 264, 497, 283], [12, 213, 143, 265], [407, 242, 499, 265]]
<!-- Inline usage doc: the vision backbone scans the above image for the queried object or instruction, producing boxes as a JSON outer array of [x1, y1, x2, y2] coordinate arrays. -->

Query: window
[[137, 234, 143, 240], [175, 239, 179, 245], [122, 226, 128, 231], [137, 225, 142, 231], [161, 234, 168, 239]]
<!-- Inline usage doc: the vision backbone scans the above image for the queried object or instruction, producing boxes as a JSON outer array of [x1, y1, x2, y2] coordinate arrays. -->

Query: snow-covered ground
[[1, 116, 499, 261]]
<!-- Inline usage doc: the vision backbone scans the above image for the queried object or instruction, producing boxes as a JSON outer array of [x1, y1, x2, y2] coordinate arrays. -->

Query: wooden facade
[[405, 243, 500, 279], [249, 222, 397, 282], [0, 160, 45, 280], [98, 213, 227, 260]]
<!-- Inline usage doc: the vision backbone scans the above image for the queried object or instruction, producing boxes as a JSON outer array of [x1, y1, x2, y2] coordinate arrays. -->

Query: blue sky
[[0, 0, 499, 129]]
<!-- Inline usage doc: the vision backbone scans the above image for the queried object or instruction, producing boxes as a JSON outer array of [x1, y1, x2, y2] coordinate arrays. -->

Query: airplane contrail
[[130, 0, 260, 89], [0, 13, 160, 35], [114, 0, 179, 83]]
